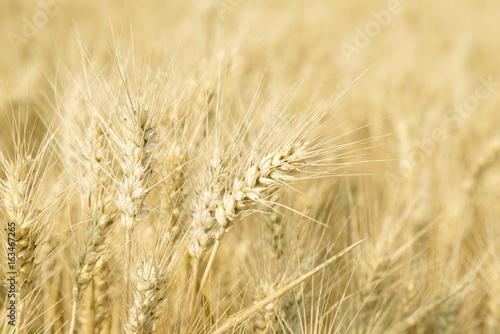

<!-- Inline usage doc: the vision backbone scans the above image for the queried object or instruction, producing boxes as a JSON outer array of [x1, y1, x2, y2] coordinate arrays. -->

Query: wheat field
[[1, 0, 500, 333]]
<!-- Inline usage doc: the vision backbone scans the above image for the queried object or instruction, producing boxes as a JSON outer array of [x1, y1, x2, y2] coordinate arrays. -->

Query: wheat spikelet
[[114, 103, 159, 308]]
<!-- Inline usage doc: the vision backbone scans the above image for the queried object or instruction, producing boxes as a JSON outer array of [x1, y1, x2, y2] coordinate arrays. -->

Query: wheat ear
[[250, 282, 283, 334], [117, 106, 158, 231], [264, 192, 284, 264], [2, 156, 37, 333], [187, 149, 228, 319], [162, 143, 187, 245], [188, 140, 308, 261], [116, 105, 158, 302], [125, 260, 167, 334], [69, 116, 117, 333], [1, 143, 58, 334], [464, 138, 500, 194], [189, 140, 311, 318]]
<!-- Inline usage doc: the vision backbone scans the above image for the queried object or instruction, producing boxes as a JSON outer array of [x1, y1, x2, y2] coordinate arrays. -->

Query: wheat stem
[[191, 240, 221, 324], [69, 300, 78, 334], [188, 258, 201, 322]]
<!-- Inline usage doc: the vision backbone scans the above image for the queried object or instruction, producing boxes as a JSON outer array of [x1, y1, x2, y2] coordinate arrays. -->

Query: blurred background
[[2, 0, 500, 160]]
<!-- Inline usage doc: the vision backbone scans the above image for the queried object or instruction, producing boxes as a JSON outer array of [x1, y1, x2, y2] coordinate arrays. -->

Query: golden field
[[1, 0, 500, 333]]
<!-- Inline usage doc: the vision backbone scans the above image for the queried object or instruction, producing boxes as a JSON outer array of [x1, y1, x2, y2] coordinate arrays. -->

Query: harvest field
[[1, 0, 500, 333]]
